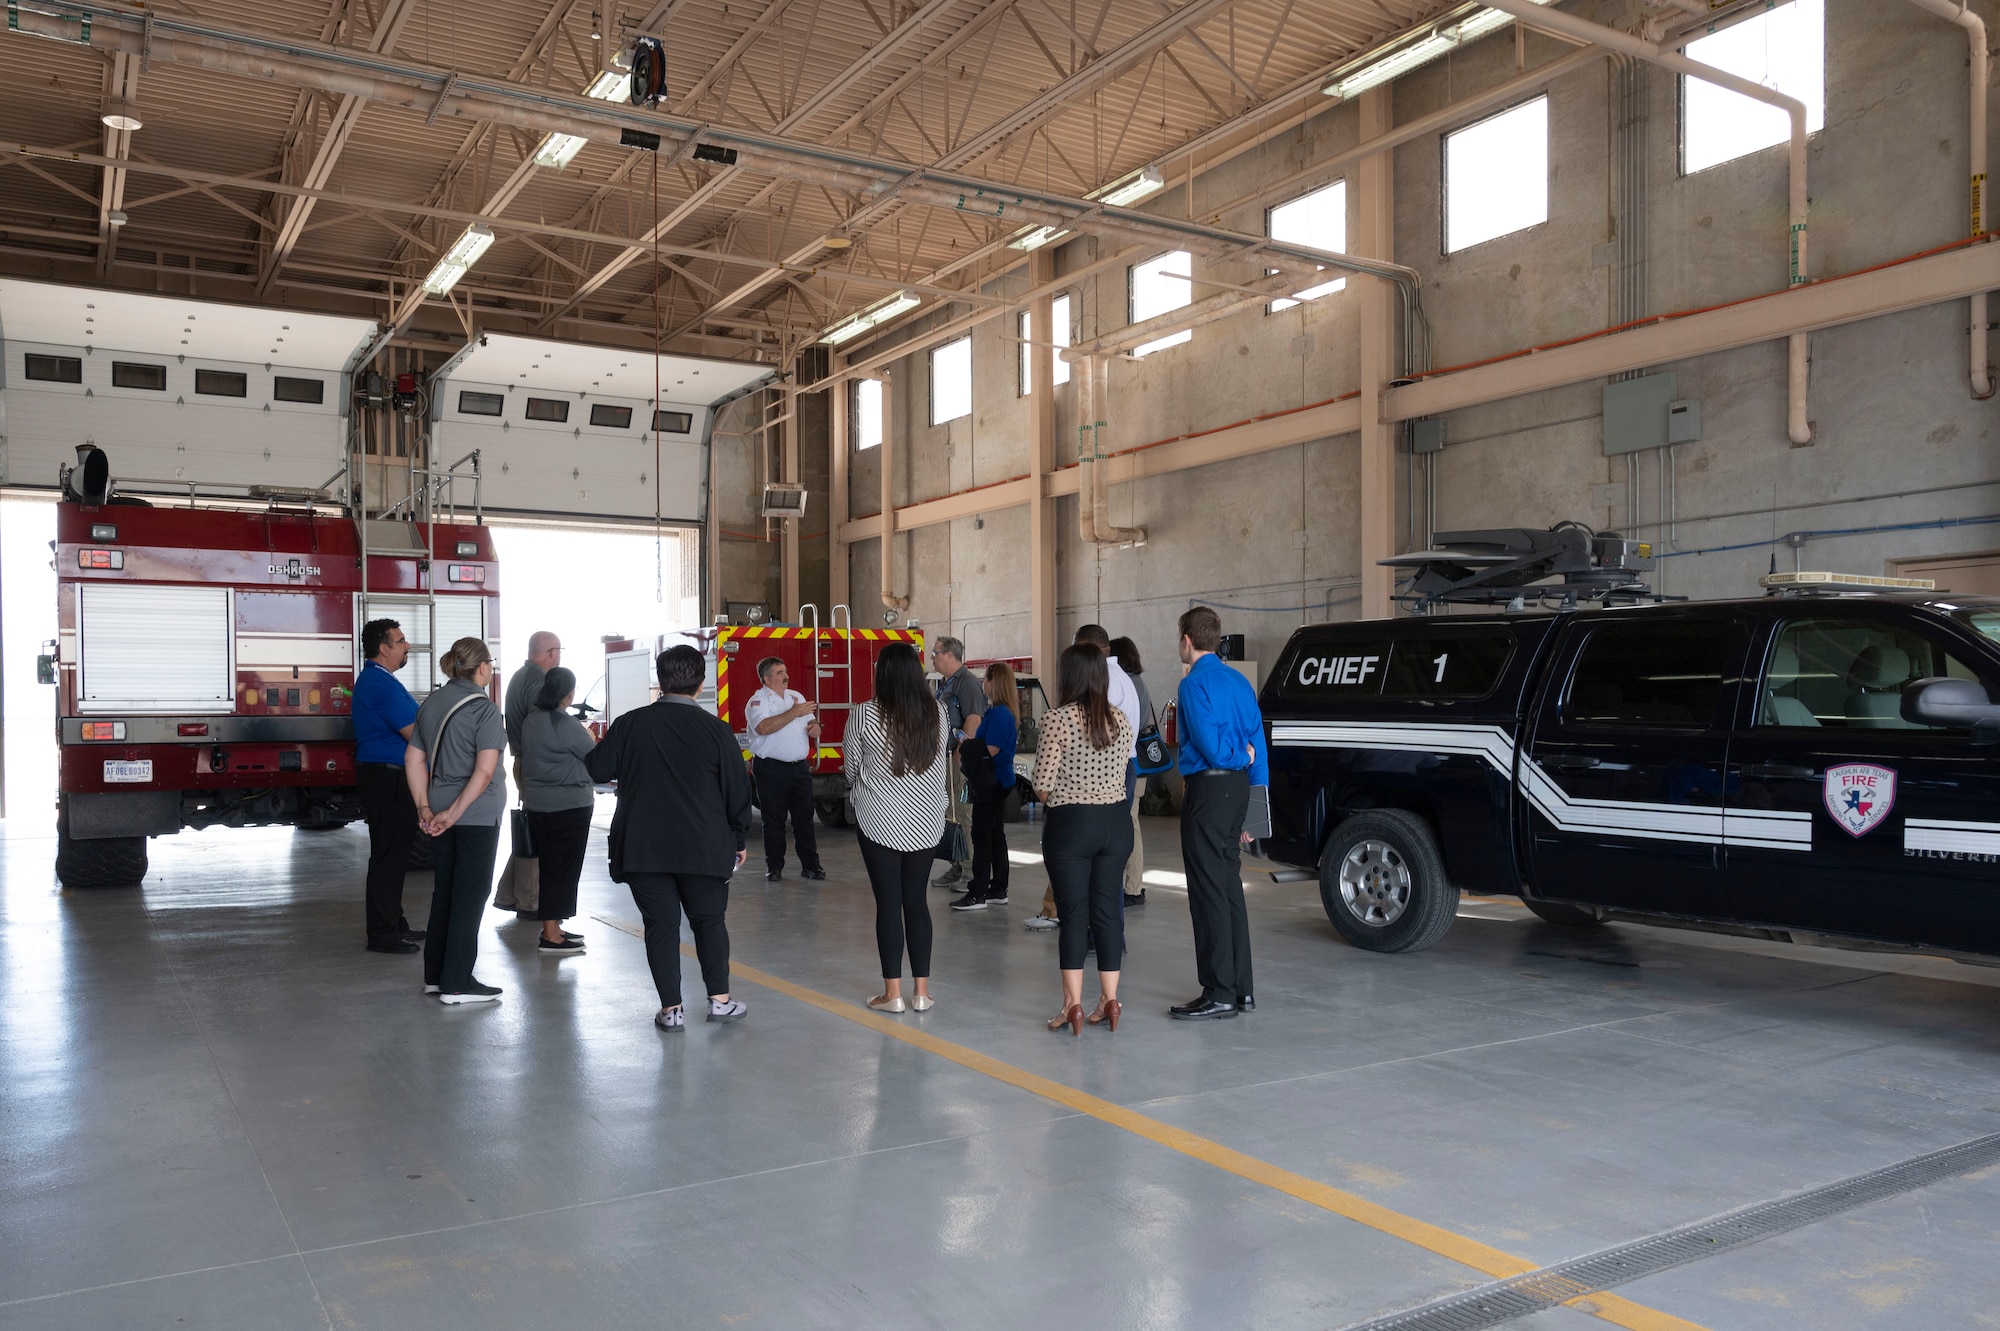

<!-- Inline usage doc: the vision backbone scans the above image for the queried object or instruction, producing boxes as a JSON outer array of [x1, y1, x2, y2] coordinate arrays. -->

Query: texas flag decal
[[1823, 763, 1897, 838]]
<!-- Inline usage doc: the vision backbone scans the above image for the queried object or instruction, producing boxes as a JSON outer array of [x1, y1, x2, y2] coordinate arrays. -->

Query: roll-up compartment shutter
[[80, 584, 233, 712], [432, 595, 491, 670], [361, 597, 433, 697]]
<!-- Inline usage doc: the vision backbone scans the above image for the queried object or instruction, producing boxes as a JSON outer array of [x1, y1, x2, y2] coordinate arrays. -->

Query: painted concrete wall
[[731, 0, 2000, 687]]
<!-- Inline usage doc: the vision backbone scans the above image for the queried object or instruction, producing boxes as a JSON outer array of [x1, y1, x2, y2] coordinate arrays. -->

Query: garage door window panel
[[111, 362, 168, 392]]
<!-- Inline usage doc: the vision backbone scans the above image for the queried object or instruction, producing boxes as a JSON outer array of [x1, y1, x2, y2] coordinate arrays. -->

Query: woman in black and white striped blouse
[[846, 642, 953, 1014]]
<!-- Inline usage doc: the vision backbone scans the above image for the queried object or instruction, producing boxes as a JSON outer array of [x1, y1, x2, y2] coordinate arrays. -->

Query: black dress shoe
[[401, 929, 428, 943], [765, 870, 783, 881], [1123, 890, 1146, 907], [801, 868, 827, 881], [1170, 999, 1238, 1021], [366, 940, 421, 955], [1169, 992, 1216, 1016], [1237, 996, 1256, 1012]]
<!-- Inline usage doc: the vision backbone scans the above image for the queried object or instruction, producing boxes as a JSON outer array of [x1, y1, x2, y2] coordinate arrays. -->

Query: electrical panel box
[[1666, 398, 1702, 444], [1410, 418, 1447, 454], [1602, 372, 1679, 456]]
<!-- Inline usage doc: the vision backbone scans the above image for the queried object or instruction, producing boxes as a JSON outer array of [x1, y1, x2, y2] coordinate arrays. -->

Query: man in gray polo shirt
[[929, 636, 984, 887]]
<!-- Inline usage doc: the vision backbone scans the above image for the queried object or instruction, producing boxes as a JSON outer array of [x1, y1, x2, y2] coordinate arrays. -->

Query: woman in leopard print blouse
[[1029, 643, 1134, 1034]]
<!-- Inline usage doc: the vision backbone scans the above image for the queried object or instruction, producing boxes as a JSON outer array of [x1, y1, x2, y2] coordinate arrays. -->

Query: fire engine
[[599, 608, 924, 826], [43, 446, 499, 889]]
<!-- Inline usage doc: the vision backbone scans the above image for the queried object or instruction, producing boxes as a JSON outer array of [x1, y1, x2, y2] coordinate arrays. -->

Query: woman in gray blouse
[[520, 665, 596, 958], [406, 637, 508, 1004]]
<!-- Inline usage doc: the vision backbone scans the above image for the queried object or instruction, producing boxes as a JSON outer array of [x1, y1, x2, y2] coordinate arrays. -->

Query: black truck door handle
[[1543, 755, 1601, 770], [1745, 762, 1816, 780]]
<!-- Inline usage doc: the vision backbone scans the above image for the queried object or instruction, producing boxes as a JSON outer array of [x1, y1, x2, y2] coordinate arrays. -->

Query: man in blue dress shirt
[[354, 619, 424, 954], [1169, 606, 1267, 1020]]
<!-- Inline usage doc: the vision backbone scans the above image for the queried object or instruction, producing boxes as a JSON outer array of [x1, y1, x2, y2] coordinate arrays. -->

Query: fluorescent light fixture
[[533, 132, 589, 169], [1322, 1, 1546, 100], [1007, 224, 1070, 252], [819, 289, 920, 346], [1093, 165, 1165, 208], [421, 222, 495, 296], [584, 69, 628, 101]]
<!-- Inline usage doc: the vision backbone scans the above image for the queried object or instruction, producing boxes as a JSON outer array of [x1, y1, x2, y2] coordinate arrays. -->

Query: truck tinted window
[[1279, 641, 1394, 697], [1566, 622, 1730, 729], [1381, 631, 1515, 698], [1760, 617, 1979, 730]]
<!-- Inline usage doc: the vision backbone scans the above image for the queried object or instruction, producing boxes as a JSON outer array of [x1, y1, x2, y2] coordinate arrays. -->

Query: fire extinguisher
[[1160, 699, 1178, 749]]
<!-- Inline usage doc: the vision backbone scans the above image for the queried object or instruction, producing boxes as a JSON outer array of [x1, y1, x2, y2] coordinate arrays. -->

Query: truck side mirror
[[36, 654, 56, 686], [1902, 676, 2000, 744]]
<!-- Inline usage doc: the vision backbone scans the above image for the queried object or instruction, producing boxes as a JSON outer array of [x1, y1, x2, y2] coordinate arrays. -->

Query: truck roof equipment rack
[[1760, 571, 1938, 595], [1381, 521, 1679, 612]]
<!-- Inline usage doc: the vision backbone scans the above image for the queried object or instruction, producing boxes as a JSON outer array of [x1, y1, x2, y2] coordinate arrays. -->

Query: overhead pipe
[[1900, 0, 1992, 399], [1075, 356, 1144, 548], [873, 373, 909, 613], [1479, 0, 1814, 445], [1066, 267, 1340, 363]]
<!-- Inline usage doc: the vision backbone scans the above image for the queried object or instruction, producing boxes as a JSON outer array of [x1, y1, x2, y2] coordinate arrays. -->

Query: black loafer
[[1169, 1000, 1238, 1021], [366, 940, 420, 955], [1237, 996, 1256, 1012], [1123, 891, 1146, 907], [801, 868, 827, 881], [765, 870, 783, 881], [401, 928, 428, 943], [1168, 993, 1215, 1016]]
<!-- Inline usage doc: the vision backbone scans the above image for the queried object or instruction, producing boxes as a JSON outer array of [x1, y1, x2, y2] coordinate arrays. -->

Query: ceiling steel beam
[[667, 0, 1249, 334], [530, 0, 966, 332], [92, 51, 141, 280], [254, 0, 421, 298]]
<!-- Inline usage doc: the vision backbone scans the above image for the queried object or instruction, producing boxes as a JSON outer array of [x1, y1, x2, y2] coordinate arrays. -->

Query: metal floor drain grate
[[1342, 1130, 2000, 1331]]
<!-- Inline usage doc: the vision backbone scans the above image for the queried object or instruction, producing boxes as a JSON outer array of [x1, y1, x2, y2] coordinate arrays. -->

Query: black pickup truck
[[1260, 592, 2000, 960]]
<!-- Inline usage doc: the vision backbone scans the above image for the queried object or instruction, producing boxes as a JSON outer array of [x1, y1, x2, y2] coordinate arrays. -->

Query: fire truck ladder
[[812, 604, 857, 774]]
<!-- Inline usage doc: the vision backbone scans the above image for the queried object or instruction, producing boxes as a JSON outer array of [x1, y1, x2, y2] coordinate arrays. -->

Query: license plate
[[103, 760, 153, 783]]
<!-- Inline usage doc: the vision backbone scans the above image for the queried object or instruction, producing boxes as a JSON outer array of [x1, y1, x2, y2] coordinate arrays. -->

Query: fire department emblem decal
[[1823, 763, 1897, 838]]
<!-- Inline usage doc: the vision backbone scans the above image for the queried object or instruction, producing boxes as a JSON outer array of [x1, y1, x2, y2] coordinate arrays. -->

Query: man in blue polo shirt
[[354, 619, 424, 955], [1169, 605, 1267, 1021]]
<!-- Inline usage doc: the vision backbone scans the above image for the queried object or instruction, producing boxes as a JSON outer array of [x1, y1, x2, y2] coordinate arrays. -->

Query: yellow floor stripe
[[592, 916, 1706, 1331]]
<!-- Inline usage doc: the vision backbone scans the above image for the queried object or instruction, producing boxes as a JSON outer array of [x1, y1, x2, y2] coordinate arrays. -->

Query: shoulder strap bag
[[1134, 702, 1174, 776], [427, 691, 483, 786]]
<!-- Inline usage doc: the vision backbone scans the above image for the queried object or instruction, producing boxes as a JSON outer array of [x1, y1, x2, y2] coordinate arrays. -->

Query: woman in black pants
[[847, 643, 952, 1014], [406, 637, 508, 1004], [1030, 644, 1134, 1034], [520, 666, 595, 957]]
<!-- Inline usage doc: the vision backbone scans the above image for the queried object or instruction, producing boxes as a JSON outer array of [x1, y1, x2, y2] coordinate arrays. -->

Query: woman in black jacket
[[584, 644, 753, 1031]]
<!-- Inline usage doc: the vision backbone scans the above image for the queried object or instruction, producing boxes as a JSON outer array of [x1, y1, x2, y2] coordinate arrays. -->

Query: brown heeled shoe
[[1047, 1003, 1083, 1036], [1087, 998, 1122, 1031]]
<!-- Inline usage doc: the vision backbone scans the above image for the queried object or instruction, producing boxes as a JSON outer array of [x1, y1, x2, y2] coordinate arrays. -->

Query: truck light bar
[[446, 563, 486, 584], [80, 722, 126, 740], [78, 549, 124, 570]]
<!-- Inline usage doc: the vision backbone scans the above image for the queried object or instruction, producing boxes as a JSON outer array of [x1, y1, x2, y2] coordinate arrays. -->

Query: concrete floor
[[3, 804, 1999, 1330]]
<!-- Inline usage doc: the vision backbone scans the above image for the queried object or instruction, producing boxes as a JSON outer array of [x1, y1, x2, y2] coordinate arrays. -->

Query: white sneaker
[[1023, 915, 1059, 931], [423, 983, 440, 994]]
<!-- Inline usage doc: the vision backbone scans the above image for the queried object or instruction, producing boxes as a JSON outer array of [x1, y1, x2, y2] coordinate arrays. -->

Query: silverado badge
[[1823, 762, 1896, 838]]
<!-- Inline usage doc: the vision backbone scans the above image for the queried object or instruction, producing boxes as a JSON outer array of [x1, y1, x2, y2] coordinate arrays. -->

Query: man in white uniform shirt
[[745, 657, 825, 882]]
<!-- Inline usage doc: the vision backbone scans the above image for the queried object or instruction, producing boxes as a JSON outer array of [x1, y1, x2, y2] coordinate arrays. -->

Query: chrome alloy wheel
[[1337, 839, 1412, 927]]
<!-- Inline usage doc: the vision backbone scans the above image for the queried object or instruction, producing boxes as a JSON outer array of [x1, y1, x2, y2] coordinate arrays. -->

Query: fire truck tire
[[1522, 897, 1605, 928], [1318, 810, 1456, 954], [815, 799, 849, 828], [55, 822, 149, 889]]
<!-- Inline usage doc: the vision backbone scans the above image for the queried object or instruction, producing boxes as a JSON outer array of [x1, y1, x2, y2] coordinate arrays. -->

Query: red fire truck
[[43, 447, 499, 888], [599, 609, 924, 827]]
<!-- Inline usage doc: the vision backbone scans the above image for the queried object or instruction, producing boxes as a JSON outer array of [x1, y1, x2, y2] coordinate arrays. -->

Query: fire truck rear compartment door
[[78, 584, 234, 713]]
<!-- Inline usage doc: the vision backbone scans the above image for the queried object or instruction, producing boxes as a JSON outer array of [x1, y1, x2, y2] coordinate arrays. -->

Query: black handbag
[[511, 807, 537, 858]]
